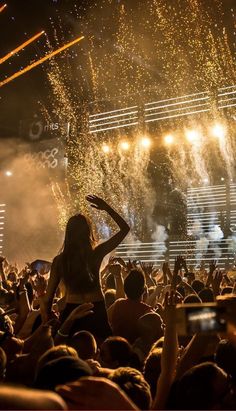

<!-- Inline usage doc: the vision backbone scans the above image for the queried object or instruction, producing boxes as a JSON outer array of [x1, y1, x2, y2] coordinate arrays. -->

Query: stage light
[[5, 170, 12, 176], [140, 136, 151, 148], [164, 134, 174, 145], [102, 144, 111, 154], [203, 178, 209, 184], [211, 123, 226, 139], [120, 141, 130, 151], [221, 177, 225, 181], [185, 129, 200, 143]]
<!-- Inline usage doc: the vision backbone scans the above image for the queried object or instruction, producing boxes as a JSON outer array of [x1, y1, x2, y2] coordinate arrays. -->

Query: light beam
[[0, 3, 7, 13], [0, 35, 84, 87], [0, 31, 45, 65]]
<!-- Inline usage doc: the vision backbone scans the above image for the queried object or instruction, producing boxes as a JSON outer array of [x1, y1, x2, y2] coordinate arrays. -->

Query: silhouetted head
[[215, 339, 236, 381], [221, 286, 233, 295], [34, 356, 92, 391], [64, 214, 96, 251], [124, 269, 145, 300], [184, 294, 202, 304], [137, 312, 164, 342], [174, 362, 235, 410], [100, 336, 133, 368], [177, 285, 185, 298], [36, 345, 78, 376], [199, 287, 215, 302], [109, 367, 152, 410], [192, 280, 205, 294], [69, 331, 97, 360], [7, 272, 17, 283]]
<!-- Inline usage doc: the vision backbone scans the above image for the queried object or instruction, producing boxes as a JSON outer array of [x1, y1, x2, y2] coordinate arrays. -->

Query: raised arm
[[41, 256, 61, 322], [152, 291, 179, 410], [0, 256, 7, 287], [86, 195, 130, 258]]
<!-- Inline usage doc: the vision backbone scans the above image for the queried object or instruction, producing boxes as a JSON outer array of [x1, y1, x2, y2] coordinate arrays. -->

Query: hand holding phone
[[176, 303, 227, 335]]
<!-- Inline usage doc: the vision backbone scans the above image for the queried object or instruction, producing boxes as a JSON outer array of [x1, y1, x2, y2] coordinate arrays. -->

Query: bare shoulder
[[115, 298, 126, 303], [53, 254, 63, 263], [110, 298, 126, 308], [107, 298, 126, 321]]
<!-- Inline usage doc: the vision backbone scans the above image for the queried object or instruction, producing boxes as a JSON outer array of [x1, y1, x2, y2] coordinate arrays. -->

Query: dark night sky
[[0, 1, 86, 135]]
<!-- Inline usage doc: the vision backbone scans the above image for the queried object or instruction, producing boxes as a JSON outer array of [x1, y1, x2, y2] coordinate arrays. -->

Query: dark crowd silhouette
[[0, 195, 236, 409]]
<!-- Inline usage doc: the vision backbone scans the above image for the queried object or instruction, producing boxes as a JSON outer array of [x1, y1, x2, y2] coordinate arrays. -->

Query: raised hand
[[212, 269, 223, 296], [54, 303, 94, 344], [163, 290, 179, 323], [109, 264, 122, 278], [111, 257, 127, 268], [41, 315, 60, 337], [0, 256, 6, 265], [86, 359, 101, 374], [0, 256, 7, 276], [174, 256, 182, 274], [171, 257, 182, 290], [209, 260, 217, 274], [153, 289, 179, 410], [126, 259, 136, 272], [162, 262, 168, 275], [140, 261, 154, 276], [34, 274, 47, 298], [140, 261, 156, 287], [19, 265, 31, 286], [181, 256, 188, 273], [86, 195, 110, 211], [222, 272, 233, 286], [67, 302, 94, 321], [206, 260, 218, 287]]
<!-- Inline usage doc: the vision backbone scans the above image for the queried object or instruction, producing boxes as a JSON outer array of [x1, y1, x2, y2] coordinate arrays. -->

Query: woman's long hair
[[61, 214, 97, 291]]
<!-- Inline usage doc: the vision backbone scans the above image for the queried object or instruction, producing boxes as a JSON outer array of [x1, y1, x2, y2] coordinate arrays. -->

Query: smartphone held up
[[176, 303, 227, 335]]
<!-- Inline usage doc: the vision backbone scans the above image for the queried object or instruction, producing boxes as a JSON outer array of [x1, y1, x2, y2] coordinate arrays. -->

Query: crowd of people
[[0, 195, 236, 409]]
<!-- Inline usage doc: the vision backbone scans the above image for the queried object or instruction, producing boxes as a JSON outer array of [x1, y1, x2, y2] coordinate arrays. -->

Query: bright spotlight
[[221, 177, 225, 181], [164, 134, 174, 145], [120, 141, 130, 151], [203, 178, 209, 184], [185, 129, 200, 143], [102, 144, 111, 154], [5, 170, 12, 177], [211, 123, 226, 139], [140, 136, 151, 148]]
